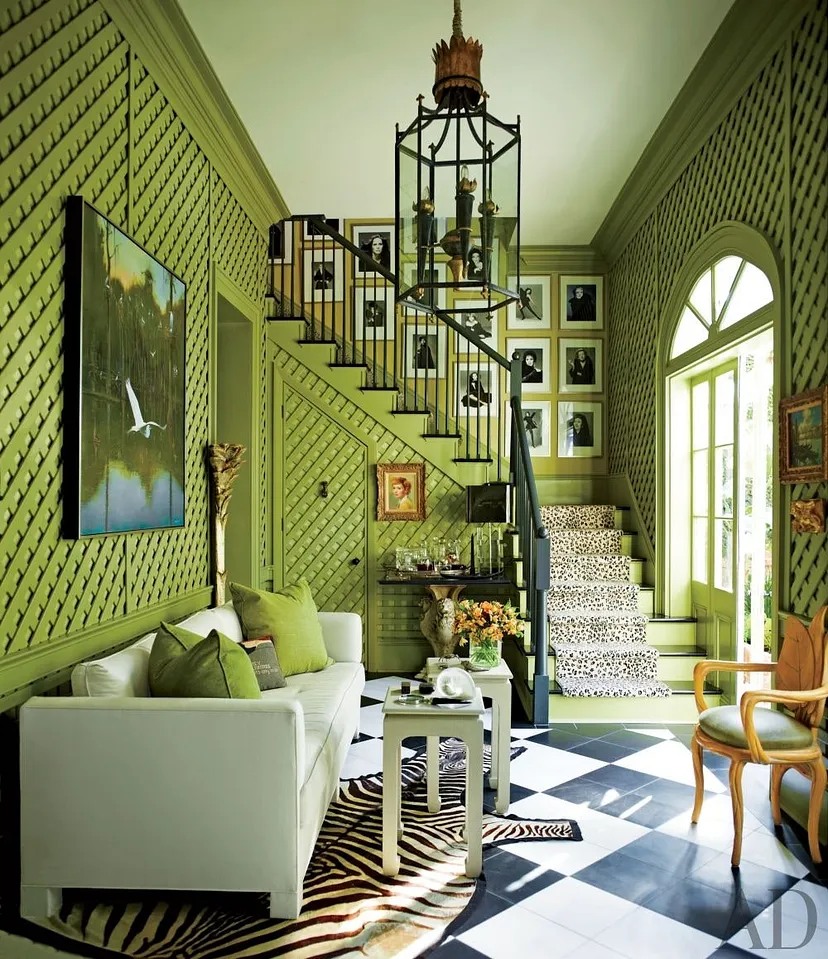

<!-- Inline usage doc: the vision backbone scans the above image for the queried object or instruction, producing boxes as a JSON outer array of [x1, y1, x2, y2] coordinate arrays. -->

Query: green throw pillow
[[148, 621, 261, 699], [230, 579, 333, 677]]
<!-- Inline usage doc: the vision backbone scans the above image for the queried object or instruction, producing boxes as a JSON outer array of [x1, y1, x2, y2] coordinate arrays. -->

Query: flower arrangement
[[454, 599, 524, 668]]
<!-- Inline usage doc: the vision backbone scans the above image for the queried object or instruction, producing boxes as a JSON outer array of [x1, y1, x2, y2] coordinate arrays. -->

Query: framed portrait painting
[[506, 337, 550, 393], [506, 400, 551, 457], [63, 196, 186, 537], [779, 387, 827, 483], [557, 401, 603, 458], [560, 275, 604, 330], [403, 325, 448, 378], [455, 299, 498, 354], [303, 249, 344, 301], [354, 286, 396, 340], [506, 275, 551, 330], [351, 223, 396, 276], [559, 338, 603, 393], [377, 462, 426, 521]]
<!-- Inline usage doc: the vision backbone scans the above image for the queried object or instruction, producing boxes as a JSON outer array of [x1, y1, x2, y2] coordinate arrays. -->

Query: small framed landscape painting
[[506, 275, 551, 330], [557, 401, 603, 458], [63, 196, 186, 537], [403, 325, 448, 378], [559, 338, 603, 393], [354, 286, 396, 340], [456, 363, 500, 419], [303, 249, 344, 301], [455, 299, 498, 354], [506, 337, 550, 393], [352, 223, 395, 275], [560, 275, 604, 330], [779, 387, 827, 483], [377, 462, 426, 521], [506, 400, 551, 457]]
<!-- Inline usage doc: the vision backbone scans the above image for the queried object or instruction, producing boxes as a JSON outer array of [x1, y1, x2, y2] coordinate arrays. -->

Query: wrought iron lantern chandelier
[[396, 0, 520, 320]]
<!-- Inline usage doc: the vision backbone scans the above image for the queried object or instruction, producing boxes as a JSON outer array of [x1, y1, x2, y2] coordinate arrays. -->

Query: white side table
[[382, 686, 484, 878], [427, 657, 513, 813]]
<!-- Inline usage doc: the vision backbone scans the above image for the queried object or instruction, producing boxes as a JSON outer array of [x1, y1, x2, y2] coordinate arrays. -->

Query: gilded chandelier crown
[[432, 0, 483, 105]]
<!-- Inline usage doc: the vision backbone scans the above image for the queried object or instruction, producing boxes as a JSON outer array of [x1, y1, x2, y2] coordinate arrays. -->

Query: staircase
[[503, 504, 722, 723]]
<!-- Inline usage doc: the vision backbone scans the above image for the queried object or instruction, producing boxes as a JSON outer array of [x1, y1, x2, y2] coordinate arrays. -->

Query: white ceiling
[[178, 0, 734, 245]]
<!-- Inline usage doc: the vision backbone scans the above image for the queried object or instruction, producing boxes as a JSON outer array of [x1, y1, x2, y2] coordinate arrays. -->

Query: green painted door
[[282, 387, 368, 634]]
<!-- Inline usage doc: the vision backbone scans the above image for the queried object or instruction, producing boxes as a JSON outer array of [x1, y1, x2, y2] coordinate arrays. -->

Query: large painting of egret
[[64, 196, 186, 536]]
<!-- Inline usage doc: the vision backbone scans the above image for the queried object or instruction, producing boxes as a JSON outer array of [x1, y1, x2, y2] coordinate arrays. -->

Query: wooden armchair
[[690, 606, 828, 867]]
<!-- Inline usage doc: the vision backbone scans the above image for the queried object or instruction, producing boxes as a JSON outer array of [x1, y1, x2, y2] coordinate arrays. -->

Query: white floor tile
[[498, 837, 613, 876], [564, 942, 627, 959], [356, 702, 386, 738], [622, 726, 676, 742], [508, 793, 648, 853], [728, 908, 828, 957], [510, 727, 547, 739], [340, 737, 414, 780], [789, 880, 828, 931], [458, 902, 587, 958], [361, 676, 405, 701], [614, 739, 726, 793], [656, 808, 747, 853], [519, 876, 638, 937], [735, 830, 811, 878], [595, 905, 721, 959], [509, 741, 606, 791]]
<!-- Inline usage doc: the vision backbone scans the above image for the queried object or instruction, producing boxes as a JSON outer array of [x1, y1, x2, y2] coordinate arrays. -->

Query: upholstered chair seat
[[698, 706, 814, 751]]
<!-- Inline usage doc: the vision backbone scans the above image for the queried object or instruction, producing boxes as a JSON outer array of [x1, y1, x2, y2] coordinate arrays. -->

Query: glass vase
[[468, 639, 501, 670]]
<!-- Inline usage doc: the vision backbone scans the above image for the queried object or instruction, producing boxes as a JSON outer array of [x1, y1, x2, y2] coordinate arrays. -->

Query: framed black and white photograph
[[268, 219, 293, 264], [557, 401, 603, 458], [303, 217, 342, 240], [559, 338, 603, 393], [560, 275, 604, 330], [351, 223, 395, 275], [506, 275, 551, 330], [303, 249, 344, 301], [454, 299, 498, 354], [403, 325, 448, 378], [506, 400, 551, 457], [466, 243, 499, 284], [456, 363, 500, 419], [401, 262, 447, 310], [63, 196, 186, 537], [354, 287, 396, 340], [506, 337, 550, 393]]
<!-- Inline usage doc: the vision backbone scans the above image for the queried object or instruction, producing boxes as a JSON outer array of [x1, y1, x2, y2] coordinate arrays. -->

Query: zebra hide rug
[[34, 740, 580, 959]]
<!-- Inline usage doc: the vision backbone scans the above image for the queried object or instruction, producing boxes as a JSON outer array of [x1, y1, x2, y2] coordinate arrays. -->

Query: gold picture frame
[[779, 386, 827, 484], [376, 462, 426, 521]]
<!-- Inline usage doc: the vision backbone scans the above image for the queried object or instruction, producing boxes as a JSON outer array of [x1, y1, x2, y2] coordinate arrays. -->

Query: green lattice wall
[[0, 0, 268, 690], [608, 0, 827, 617]]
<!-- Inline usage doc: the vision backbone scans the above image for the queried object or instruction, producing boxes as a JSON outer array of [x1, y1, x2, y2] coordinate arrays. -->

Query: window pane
[[714, 518, 733, 591], [714, 370, 735, 445], [714, 256, 742, 319], [693, 449, 709, 515], [689, 269, 712, 325], [693, 518, 708, 583], [720, 262, 773, 329], [692, 381, 709, 449], [714, 445, 734, 517], [672, 307, 708, 358]]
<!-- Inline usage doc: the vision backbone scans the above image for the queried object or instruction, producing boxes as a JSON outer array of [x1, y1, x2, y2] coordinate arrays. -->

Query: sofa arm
[[19, 697, 305, 892], [318, 612, 363, 663]]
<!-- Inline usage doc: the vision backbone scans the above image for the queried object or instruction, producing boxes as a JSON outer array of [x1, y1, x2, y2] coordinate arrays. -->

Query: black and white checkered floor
[[353, 677, 828, 959]]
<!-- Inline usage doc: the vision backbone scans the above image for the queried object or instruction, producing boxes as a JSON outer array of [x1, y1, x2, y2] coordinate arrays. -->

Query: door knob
[[349, 558, 361, 566]]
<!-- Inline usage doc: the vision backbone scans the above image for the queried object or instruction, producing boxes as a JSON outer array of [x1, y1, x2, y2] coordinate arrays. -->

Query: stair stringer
[[267, 320, 501, 487]]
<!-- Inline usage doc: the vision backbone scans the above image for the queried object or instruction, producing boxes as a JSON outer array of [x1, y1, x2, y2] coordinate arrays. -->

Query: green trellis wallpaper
[[608, 0, 827, 618], [0, 0, 268, 690]]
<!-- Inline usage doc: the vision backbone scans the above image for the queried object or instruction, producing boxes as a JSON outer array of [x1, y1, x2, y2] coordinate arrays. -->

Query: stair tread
[[667, 680, 723, 695], [649, 616, 697, 623], [548, 610, 647, 621], [653, 645, 707, 656], [554, 677, 671, 698]]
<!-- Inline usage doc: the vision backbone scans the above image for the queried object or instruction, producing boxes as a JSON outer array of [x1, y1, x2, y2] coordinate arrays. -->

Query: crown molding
[[511, 246, 607, 276], [102, 0, 289, 236], [592, 0, 815, 266]]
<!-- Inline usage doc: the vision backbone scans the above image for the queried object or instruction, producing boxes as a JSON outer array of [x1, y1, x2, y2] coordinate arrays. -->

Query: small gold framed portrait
[[376, 463, 426, 521]]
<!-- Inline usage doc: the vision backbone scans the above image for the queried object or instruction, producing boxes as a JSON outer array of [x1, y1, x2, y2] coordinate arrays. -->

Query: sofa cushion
[[241, 638, 287, 691], [230, 580, 333, 676], [148, 623, 261, 699]]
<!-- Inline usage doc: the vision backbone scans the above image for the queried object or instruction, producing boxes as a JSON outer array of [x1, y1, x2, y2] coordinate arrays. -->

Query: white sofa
[[19, 602, 365, 920]]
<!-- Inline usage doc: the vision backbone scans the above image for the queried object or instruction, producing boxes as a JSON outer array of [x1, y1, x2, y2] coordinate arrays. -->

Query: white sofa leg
[[269, 890, 301, 919], [20, 885, 62, 918]]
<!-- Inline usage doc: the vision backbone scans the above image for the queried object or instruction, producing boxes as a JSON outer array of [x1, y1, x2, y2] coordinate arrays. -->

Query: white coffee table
[[381, 685, 484, 878], [427, 657, 513, 813]]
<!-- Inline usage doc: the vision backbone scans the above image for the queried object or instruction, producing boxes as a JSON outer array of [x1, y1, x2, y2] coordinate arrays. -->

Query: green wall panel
[[608, 0, 827, 617], [0, 0, 268, 693]]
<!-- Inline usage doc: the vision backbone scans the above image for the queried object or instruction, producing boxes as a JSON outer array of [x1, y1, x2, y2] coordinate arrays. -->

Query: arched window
[[670, 256, 773, 361]]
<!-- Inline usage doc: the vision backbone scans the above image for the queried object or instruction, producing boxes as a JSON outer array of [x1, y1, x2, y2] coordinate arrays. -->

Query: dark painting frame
[[63, 196, 187, 537]]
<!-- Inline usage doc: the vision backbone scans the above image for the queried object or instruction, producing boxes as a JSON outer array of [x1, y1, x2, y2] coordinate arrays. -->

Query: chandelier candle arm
[[207, 443, 246, 606]]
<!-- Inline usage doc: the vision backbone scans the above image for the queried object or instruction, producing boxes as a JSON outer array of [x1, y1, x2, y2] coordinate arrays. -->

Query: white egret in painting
[[125, 378, 167, 438]]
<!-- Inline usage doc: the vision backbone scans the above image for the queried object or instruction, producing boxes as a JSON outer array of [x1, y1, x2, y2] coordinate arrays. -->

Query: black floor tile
[[645, 876, 768, 939], [545, 778, 624, 811], [443, 890, 513, 938], [479, 849, 564, 905], [599, 792, 686, 829], [706, 946, 757, 959], [572, 723, 627, 737], [525, 728, 591, 751], [689, 851, 798, 908], [574, 849, 679, 906], [566, 739, 637, 762], [402, 735, 427, 751], [483, 781, 535, 813], [619, 831, 721, 877], [360, 695, 381, 707], [598, 728, 671, 750], [427, 938, 489, 959], [627, 777, 700, 811], [352, 732, 375, 744], [582, 764, 660, 792]]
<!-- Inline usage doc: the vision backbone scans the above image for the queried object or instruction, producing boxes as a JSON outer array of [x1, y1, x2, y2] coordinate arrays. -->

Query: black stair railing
[[268, 216, 549, 721]]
